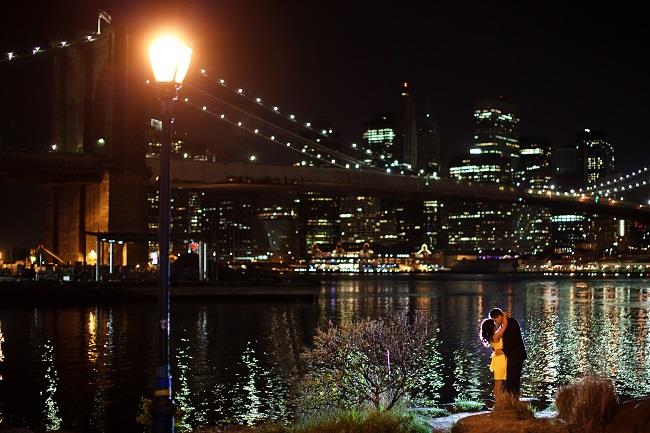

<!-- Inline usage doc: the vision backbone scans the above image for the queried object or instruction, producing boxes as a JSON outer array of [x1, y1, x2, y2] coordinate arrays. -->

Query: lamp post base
[[151, 395, 175, 433]]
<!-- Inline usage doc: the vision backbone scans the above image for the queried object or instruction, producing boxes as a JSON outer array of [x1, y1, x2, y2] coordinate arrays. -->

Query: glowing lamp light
[[148, 34, 192, 84], [87, 250, 98, 265]]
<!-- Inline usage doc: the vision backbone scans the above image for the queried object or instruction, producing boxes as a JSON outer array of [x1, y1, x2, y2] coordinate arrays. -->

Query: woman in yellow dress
[[480, 312, 509, 400]]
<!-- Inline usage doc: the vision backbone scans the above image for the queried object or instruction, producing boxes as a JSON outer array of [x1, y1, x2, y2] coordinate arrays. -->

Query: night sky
[[1, 1, 649, 250]]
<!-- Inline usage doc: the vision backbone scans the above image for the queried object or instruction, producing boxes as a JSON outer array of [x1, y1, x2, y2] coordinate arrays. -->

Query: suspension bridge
[[2, 25, 650, 264]]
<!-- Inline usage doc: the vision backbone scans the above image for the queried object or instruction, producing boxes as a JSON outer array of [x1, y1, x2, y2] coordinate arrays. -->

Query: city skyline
[[1, 1, 649, 171], [1, 1, 649, 259]]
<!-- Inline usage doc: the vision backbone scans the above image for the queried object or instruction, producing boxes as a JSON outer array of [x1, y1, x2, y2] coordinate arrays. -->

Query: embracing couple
[[480, 308, 527, 401]]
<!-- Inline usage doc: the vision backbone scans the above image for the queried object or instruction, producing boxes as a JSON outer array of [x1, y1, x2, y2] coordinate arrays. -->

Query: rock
[[452, 410, 570, 433], [604, 397, 650, 433], [428, 411, 489, 432]]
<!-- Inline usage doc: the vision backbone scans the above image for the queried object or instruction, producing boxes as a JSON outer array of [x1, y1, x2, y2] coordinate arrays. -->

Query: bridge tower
[[48, 27, 149, 265], [0, 27, 150, 264]]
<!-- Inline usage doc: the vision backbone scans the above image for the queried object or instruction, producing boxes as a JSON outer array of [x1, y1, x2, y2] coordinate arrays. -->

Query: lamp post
[[148, 34, 192, 433]]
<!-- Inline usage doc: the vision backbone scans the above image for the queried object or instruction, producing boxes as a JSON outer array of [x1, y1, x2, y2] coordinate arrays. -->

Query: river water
[[0, 277, 649, 432]]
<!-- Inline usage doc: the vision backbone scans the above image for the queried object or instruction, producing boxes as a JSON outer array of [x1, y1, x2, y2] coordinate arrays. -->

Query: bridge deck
[[146, 159, 650, 221]]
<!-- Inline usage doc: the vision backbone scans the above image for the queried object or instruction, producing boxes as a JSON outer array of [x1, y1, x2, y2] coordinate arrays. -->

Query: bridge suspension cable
[[195, 68, 410, 171], [181, 81, 384, 172], [586, 166, 650, 195], [198, 69, 333, 139], [182, 97, 367, 170], [0, 32, 101, 64]]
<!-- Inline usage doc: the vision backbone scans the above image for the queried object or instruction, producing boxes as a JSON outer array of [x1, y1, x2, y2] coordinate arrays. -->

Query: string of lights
[[7, 36, 647, 187], [195, 69, 410, 172], [181, 97, 365, 170], [586, 166, 650, 194], [181, 82, 382, 171], [198, 69, 333, 139], [0, 33, 101, 64]]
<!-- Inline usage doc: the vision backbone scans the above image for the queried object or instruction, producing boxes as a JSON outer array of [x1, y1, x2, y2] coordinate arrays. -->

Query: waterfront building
[[297, 192, 340, 250], [339, 196, 381, 245], [550, 213, 592, 256]]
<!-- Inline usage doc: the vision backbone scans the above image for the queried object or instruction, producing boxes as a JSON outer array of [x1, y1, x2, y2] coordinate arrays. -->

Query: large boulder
[[604, 397, 650, 433], [452, 409, 570, 433]]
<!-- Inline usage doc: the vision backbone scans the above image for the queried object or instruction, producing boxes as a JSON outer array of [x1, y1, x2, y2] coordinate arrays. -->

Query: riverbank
[[313, 271, 650, 280], [0, 279, 319, 304]]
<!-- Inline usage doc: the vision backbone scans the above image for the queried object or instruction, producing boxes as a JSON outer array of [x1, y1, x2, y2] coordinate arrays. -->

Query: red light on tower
[[403, 81, 408, 88]]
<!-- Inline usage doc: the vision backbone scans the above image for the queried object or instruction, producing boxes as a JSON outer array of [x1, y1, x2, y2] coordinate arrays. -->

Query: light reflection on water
[[0, 279, 649, 432]]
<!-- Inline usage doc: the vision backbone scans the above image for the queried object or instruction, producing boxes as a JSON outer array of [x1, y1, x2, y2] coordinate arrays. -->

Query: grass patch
[[453, 398, 484, 412], [290, 409, 430, 433], [237, 409, 431, 433], [411, 406, 451, 418]]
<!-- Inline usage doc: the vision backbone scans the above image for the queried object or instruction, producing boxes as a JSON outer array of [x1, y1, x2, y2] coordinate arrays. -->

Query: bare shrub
[[298, 311, 433, 413], [555, 376, 618, 433]]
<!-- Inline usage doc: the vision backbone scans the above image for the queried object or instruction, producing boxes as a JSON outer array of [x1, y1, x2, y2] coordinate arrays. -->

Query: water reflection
[[0, 279, 649, 432], [0, 320, 4, 426], [520, 281, 650, 400], [174, 332, 194, 432], [41, 340, 61, 431], [231, 342, 289, 426]]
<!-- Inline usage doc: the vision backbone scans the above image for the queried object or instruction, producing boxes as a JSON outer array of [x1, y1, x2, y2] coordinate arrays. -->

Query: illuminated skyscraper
[[417, 108, 441, 175], [516, 137, 552, 189], [297, 192, 340, 250], [449, 153, 510, 184], [340, 196, 381, 245], [400, 82, 418, 168], [579, 129, 615, 186], [513, 137, 552, 255], [446, 99, 519, 254], [447, 154, 513, 253], [363, 113, 397, 166], [473, 99, 520, 179], [550, 213, 593, 256]]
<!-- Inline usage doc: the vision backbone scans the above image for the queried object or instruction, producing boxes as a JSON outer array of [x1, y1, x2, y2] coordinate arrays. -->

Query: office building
[[362, 113, 397, 167], [417, 109, 441, 175], [400, 82, 418, 168], [473, 99, 520, 178], [513, 137, 552, 255], [579, 129, 615, 186]]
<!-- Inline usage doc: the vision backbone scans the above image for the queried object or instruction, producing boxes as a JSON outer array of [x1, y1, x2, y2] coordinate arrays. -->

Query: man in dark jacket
[[490, 307, 526, 396]]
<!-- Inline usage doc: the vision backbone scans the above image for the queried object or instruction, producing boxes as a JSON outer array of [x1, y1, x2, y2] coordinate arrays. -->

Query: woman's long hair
[[480, 318, 495, 348]]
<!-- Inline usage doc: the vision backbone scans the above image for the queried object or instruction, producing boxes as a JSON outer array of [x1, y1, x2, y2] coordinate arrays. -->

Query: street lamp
[[148, 33, 192, 433]]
